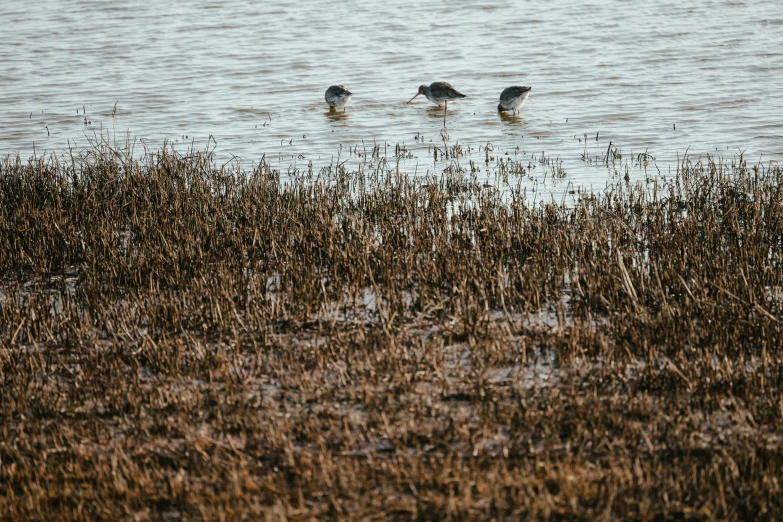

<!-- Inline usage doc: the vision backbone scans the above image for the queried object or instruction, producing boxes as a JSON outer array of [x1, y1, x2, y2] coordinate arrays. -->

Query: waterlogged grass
[[1, 146, 782, 520]]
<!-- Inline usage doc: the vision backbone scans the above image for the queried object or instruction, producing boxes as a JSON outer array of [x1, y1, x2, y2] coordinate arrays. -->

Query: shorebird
[[497, 86, 532, 115], [407, 82, 466, 126], [325, 85, 352, 111]]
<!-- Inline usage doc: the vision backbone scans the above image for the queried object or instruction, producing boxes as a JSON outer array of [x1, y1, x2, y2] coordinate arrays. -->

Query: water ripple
[[1, 0, 781, 191]]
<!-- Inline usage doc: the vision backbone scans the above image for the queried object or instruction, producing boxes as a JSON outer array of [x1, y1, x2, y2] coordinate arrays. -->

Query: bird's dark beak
[[407, 93, 420, 104]]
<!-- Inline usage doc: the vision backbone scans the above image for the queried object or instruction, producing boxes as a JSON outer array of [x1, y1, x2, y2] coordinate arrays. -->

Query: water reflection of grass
[[1, 145, 782, 520]]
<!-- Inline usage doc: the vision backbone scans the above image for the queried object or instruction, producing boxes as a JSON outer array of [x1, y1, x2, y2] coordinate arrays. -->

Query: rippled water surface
[[3, 0, 782, 191]]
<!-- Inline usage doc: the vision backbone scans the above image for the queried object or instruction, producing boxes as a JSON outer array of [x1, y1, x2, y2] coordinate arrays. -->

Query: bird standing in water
[[497, 86, 532, 115], [407, 82, 466, 126], [325, 85, 353, 111]]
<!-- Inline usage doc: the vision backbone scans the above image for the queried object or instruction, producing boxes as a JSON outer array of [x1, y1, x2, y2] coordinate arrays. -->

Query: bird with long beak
[[408, 82, 466, 126], [497, 86, 532, 114]]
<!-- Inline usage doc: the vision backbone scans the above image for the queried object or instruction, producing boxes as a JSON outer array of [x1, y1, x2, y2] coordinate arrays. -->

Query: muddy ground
[[1, 148, 781, 520]]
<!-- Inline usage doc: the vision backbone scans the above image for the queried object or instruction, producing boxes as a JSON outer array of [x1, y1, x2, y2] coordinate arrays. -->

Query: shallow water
[[2, 0, 782, 193]]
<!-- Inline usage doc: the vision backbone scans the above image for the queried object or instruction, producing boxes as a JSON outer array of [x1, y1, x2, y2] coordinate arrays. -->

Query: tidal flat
[[1, 145, 782, 520]]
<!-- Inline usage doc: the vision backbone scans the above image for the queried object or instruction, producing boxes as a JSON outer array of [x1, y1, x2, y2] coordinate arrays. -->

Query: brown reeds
[[1, 144, 782, 520]]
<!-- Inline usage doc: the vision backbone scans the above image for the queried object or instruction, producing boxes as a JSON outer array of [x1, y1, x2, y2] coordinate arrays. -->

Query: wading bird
[[407, 82, 466, 126], [325, 85, 353, 111], [497, 86, 532, 115]]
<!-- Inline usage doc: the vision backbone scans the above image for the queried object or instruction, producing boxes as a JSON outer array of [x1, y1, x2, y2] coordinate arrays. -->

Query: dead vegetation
[[1, 145, 782, 520]]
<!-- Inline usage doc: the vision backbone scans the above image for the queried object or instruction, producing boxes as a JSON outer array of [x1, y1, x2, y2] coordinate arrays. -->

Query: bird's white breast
[[505, 91, 530, 111]]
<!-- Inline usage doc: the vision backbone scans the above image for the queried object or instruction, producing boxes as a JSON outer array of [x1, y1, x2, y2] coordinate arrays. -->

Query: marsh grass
[[1, 144, 782, 520]]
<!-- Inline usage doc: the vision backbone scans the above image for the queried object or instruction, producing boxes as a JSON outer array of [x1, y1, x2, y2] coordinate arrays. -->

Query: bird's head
[[408, 85, 428, 103]]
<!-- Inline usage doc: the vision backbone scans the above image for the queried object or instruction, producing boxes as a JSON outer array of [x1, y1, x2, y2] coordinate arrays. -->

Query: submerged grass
[[1, 145, 782, 520]]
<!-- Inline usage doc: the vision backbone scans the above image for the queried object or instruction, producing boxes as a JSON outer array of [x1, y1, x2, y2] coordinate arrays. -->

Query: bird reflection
[[325, 110, 350, 122], [425, 105, 457, 119], [499, 111, 525, 124]]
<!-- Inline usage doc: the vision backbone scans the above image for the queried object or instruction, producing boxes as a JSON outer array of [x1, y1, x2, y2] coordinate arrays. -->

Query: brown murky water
[[2, 0, 782, 191]]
